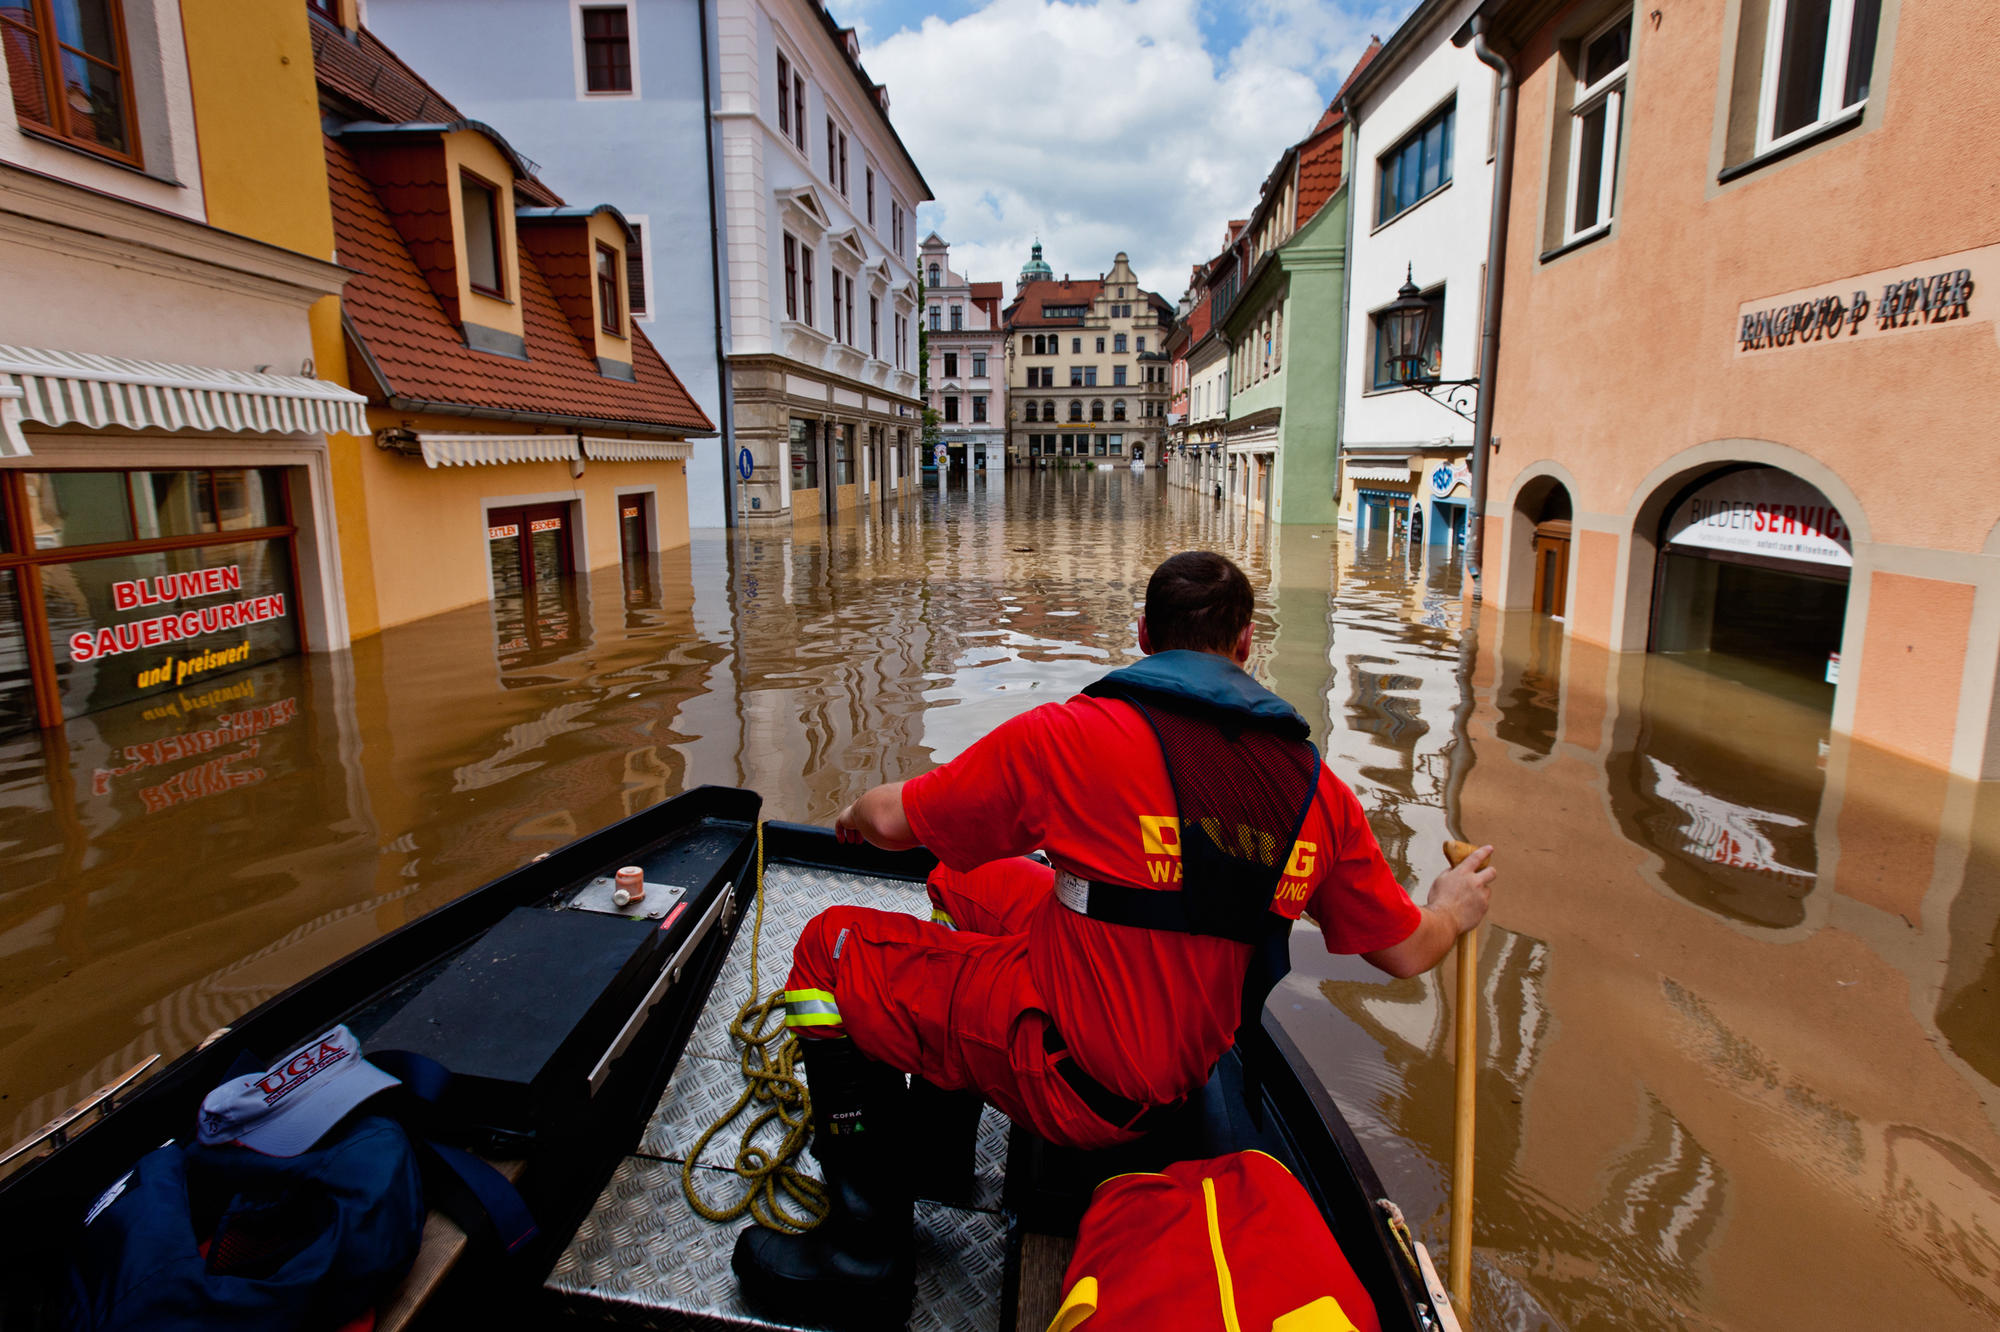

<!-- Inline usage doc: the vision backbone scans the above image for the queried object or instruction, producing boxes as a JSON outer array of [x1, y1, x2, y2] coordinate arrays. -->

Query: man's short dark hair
[[1145, 551, 1253, 653]]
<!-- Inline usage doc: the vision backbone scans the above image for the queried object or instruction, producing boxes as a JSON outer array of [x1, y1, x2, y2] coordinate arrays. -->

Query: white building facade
[[720, 0, 930, 526], [918, 233, 1005, 475], [1340, 0, 1499, 549]]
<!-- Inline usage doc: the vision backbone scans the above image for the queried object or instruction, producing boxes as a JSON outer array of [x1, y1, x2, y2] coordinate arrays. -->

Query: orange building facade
[[1480, 0, 2000, 777]]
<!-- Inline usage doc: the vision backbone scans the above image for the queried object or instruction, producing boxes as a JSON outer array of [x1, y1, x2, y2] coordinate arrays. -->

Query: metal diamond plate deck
[[550, 862, 1009, 1329], [684, 865, 931, 1062], [640, 1051, 1009, 1214], [547, 1157, 1006, 1331]]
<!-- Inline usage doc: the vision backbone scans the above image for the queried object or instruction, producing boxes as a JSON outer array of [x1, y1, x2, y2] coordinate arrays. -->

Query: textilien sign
[[1665, 469, 1851, 568], [1735, 242, 1996, 355]]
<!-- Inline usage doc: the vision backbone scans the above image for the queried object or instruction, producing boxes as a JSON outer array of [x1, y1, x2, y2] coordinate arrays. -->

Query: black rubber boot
[[906, 1076, 984, 1207], [731, 1041, 914, 1329]]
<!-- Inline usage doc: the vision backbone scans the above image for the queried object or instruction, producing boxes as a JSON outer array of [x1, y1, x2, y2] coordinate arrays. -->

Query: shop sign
[[1735, 242, 1995, 356], [1428, 461, 1469, 498], [621, 506, 640, 519], [530, 517, 562, 533], [69, 564, 288, 666], [488, 523, 519, 540], [1666, 469, 1851, 567]]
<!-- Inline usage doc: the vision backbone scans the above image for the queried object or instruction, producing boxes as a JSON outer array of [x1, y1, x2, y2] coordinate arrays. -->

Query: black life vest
[[1078, 651, 1321, 1027]]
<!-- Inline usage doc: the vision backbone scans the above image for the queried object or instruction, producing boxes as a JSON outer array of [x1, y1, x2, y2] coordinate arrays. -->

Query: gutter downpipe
[[697, 0, 737, 526], [1464, 10, 1517, 601], [1335, 96, 1360, 531]]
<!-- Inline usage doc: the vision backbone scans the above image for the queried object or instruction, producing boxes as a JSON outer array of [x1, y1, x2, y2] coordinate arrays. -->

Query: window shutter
[[627, 224, 648, 318]]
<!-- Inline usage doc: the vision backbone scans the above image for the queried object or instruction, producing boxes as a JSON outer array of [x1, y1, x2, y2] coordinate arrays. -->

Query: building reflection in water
[[0, 471, 1995, 1330]]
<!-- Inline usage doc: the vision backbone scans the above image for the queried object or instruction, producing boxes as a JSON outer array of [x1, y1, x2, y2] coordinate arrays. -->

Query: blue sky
[[834, 0, 1414, 297]]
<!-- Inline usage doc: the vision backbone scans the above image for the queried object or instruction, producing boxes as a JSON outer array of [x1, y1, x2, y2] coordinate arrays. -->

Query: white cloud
[[865, 0, 1343, 302]]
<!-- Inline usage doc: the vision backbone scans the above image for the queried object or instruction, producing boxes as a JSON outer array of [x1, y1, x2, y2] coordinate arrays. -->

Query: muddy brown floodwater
[[3, 469, 1996, 1329]]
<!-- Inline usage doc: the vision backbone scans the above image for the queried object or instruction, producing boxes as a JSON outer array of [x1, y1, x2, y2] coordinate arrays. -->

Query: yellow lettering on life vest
[[1139, 815, 1181, 857], [1146, 860, 1183, 885], [1283, 840, 1317, 878]]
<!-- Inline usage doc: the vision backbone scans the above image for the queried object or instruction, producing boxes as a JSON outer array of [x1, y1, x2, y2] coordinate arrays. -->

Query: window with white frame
[[1566, 12, 1630, 239], [1760, 0, 1881, 150], [575, 2, 638, 98]]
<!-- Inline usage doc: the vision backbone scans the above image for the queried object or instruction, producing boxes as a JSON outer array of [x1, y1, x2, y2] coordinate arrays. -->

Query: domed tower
[[1017, 240, 1053, 293]]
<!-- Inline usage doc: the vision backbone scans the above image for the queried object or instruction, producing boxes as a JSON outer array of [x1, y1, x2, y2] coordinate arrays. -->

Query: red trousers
[[784, 856, 1141, 1151]]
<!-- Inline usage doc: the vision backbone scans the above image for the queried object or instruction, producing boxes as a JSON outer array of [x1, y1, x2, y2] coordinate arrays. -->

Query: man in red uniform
[[734, 552, 1495, 1326]]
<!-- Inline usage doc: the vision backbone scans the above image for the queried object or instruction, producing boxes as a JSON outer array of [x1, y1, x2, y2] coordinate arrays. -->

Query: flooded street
[[3, 470, 1995, 1330]]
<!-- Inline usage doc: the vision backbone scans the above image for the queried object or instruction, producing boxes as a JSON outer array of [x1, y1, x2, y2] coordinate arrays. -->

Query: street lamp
[[1382, 265, 1437, 385], [1380, 263, 1479, 422]]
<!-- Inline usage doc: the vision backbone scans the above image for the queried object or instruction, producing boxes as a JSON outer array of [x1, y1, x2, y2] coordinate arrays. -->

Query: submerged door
[[1532, 519, 1571, 616], [618, 493, 654, 607], [488, 503, 577, 663]]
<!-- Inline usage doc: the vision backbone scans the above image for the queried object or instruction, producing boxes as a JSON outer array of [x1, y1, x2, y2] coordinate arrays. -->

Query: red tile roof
[[327, 135, 711, 435], [1296, 125, 1346, 226], [1004, 278, 1105, 329], [1297, 41, 1378, 227]]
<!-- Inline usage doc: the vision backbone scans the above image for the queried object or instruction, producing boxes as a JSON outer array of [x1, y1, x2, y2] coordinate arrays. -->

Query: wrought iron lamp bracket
[[1402, 377, 1480, 423]]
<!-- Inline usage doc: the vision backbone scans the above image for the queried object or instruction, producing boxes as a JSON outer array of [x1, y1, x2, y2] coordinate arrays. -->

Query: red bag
[[1049, 1150, 1380, 1332]]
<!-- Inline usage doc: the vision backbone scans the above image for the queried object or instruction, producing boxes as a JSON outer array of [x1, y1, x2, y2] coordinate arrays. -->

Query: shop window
[[0, 572, 31, 737], [790, 417, 819, 490], [834, 427, 854, 485], [43, 539, 300, 720], [1565, 13, 1631, 241], [1371, 286, 1444, 388], [1, 0, 139, 165], [1377, 99, 1455, 224], [25, 471, 133, 547], [579, 4, 633, 94], [461, 171, 505, 297], [1762, 0, 1880, 148]]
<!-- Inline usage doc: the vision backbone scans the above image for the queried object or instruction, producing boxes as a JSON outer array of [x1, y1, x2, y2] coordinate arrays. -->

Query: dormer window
[[3, 0, 140, 164], [461, 171, 505, 297], [596, 242, 623, 334]]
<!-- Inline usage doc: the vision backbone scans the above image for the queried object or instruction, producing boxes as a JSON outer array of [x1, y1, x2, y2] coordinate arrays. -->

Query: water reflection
[[0, 470, 1995, 1330]]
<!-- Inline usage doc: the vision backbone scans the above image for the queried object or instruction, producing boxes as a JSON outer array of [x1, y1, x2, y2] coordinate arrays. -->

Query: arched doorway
[[1507, 472, 1575, 617], [1531, 486, 1572, 617], [1648, 465, 1852, 700]]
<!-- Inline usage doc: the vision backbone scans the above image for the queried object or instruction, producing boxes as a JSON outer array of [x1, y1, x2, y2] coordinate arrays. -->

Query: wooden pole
[[1443, 839, 1482, 1320]]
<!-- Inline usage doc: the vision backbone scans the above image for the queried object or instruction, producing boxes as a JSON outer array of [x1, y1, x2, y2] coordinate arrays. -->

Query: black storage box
[[367, 906, 661, 1140]]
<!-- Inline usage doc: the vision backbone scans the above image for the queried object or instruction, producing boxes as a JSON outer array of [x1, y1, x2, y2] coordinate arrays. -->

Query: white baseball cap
[[197, 1025, 400, 1156]]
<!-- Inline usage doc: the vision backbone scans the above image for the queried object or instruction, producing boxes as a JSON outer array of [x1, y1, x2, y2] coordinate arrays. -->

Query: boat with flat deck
[[0, 787, 1460, 1331]]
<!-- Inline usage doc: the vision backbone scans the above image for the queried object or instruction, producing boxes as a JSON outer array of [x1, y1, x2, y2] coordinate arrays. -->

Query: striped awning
[[418, 433, 579, 468], [1345, 463, 1414, 482], [580, 436, 691, 462], [0, 346, 368, 458], [0, 385, 22, 459]]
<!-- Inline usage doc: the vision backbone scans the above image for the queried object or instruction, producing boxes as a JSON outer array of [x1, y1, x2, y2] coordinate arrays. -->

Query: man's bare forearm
[[833, 781, 918, 850], [1362, 844, 1494, 978]]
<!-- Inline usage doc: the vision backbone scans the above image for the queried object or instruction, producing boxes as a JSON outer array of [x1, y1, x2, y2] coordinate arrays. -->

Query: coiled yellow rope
[[680, 821, 829, 1233]]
